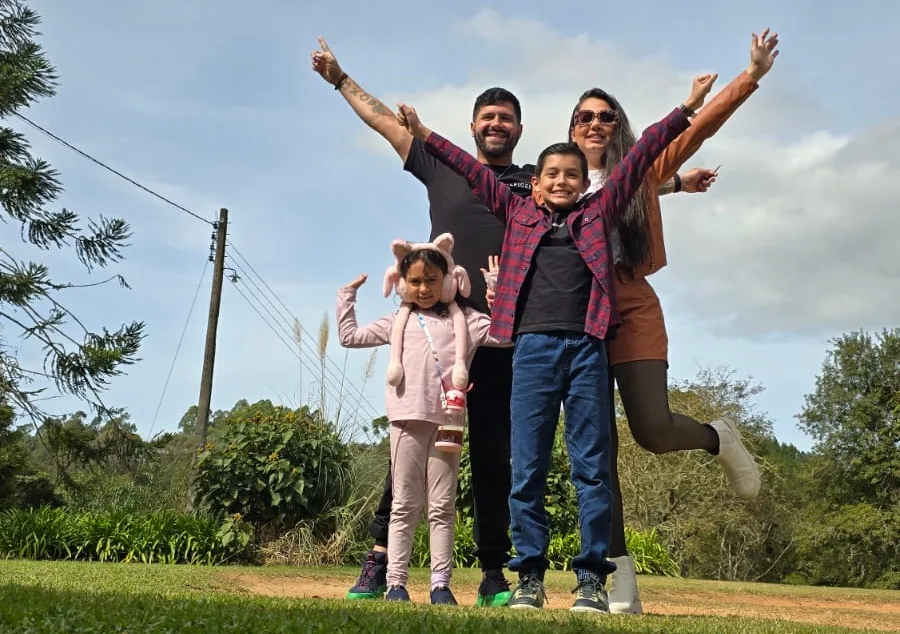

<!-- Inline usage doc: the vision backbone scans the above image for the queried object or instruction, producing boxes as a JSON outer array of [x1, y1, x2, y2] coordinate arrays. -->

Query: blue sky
[[5, 0, 898, 450]]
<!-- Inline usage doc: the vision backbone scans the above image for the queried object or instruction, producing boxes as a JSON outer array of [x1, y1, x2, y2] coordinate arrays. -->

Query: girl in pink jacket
[[336, 232, 506, 605]]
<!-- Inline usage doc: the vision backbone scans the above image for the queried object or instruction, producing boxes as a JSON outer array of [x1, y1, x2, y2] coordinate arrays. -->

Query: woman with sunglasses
[[567, 29, 780, 614]]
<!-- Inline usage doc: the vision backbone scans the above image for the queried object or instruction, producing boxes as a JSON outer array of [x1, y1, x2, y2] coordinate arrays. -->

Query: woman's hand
[[681, 167, 718, 193], [747, 28, 780, 81]]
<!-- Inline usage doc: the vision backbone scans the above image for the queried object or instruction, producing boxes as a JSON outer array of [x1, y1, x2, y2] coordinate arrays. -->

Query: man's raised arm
[[311, 37, 413, 161]]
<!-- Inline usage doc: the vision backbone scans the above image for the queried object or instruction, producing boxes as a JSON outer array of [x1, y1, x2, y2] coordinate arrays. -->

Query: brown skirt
[[608, 276, 668, 365]]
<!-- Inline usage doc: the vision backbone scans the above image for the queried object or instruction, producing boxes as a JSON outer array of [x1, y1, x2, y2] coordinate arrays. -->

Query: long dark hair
[[568, 88, 651, 274]]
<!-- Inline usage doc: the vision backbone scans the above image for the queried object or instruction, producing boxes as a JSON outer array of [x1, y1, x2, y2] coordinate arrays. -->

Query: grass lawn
[[2, 560, 896, 633]]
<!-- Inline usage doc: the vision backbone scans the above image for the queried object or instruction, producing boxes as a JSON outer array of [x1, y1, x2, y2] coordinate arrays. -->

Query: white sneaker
[[710, 418, 761, 499], [608, 555, 643, 615]]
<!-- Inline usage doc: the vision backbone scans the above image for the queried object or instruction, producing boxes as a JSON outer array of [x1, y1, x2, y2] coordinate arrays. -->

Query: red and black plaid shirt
[[424, 107, 690, 342]]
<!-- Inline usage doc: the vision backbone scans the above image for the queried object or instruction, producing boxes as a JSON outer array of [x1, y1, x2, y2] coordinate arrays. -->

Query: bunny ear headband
[[382, 232, 471, 303]]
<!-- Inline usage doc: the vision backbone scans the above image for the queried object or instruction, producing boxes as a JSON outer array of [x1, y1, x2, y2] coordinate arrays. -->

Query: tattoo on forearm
[[658, 177, 676, 195], [343, 78, 392, 117]]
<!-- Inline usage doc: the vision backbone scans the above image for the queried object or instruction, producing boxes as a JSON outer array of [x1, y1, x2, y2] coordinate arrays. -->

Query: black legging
[[607, 359, 719, 557]]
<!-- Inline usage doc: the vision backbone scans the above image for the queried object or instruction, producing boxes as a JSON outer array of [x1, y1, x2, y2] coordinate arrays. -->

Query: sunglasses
[[573, 109, 618, 126]]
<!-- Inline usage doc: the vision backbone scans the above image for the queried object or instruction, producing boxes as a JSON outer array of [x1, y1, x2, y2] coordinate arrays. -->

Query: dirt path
[[226, 572, 898, 632]]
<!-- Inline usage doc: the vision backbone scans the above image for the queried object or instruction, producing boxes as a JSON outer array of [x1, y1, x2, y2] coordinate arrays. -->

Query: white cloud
[[355, 9, 900, 339]]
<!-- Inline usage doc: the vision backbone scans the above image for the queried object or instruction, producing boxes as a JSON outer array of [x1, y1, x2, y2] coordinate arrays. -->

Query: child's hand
[[479, 255, 499, 289], [346, 274, 367, 289], [684, 73, 718, 112], [481, 255, 499, 309], [396, 103, 432, 140]]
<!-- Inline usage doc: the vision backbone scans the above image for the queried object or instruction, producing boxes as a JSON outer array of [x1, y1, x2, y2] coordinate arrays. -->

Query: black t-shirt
[[514, 209, 592, 336], [403, 137, 533, 315]]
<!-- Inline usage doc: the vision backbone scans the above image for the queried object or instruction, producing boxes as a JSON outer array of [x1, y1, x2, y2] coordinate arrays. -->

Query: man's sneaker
[[345, 550, 387, 600], [509, 574, 546, 610], [710, 418, 761, 499], [608, 555, 643, 614], [430, 586, 458, 605], [385, 585, 411, 602], [571, 576, 609, 614], [475, 569, 512, 607]]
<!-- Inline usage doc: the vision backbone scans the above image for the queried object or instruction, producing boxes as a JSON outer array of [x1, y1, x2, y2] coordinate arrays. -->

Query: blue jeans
[[507, 332, 616, 582]]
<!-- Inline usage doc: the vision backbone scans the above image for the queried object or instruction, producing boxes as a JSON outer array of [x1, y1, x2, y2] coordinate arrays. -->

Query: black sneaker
[[385, 585, 411, 601], [430, 586, 458, 605], [570, 577, 609, 614], [509, 574, 546, 610], [345, 550, 387, 600], [476, 569, 512, 607]]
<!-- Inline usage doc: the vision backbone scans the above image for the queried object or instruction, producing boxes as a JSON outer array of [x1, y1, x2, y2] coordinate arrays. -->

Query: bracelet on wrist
[[678, 103, 695, 117], [334, 73, 348, 91], [673, 173, 682, 193]]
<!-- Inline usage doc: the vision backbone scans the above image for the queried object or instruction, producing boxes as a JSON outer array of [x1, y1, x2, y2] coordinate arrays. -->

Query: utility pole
[[188, 207, 228, 511]]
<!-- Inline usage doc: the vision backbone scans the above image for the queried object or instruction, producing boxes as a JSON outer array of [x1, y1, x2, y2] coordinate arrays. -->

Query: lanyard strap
[[415, 312, 448, 409]]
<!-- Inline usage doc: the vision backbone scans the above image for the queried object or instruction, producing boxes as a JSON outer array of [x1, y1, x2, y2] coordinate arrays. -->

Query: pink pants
[[387, 420, 461, 590]]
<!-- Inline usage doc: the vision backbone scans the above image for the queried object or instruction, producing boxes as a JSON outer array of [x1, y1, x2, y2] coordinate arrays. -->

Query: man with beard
[[310, 36, 702, 606], [312, 36, 529, 606]]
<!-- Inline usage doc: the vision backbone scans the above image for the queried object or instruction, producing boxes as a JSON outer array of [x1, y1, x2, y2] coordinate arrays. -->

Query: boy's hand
[[681, 167, 718, 193], [346, 274, 367, 289], [396, 103, 432, 140], [747, 28, 780, 80], [684, 73, 718, 112]]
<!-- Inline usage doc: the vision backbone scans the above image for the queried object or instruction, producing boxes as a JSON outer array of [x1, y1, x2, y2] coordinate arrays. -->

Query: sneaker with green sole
[[475, 569, 512, 607], [345, 550, 387, 600]]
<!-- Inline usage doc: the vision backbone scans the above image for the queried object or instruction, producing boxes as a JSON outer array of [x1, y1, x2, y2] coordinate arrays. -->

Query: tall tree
[[798, 328, 900, 507], [0, 1, 143, 424], [795, 328, 900, 588]]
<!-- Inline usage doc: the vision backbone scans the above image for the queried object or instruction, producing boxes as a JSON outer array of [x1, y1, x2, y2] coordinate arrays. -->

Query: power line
[[8, 112, 382, 424], [147, 257, 209, 440], [11, 112, 213, 225], [227, 240, 382, 419], [226, 258, 382, 423], [228, 274, 379, 427], [226, 253, 382, 422]]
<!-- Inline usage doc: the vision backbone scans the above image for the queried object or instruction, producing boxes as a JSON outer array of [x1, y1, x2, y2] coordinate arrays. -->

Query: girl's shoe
[[430, 586, 458, 605], [385, 586, 411, 602]]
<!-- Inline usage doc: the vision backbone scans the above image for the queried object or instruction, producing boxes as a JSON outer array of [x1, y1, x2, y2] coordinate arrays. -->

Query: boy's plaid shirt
[[423, 107, 691, 342]]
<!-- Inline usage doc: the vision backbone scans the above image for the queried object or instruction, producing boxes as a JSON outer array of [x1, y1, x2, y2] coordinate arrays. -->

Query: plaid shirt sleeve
[[596, 107, 692, 217], [424, 132, 522, 223]]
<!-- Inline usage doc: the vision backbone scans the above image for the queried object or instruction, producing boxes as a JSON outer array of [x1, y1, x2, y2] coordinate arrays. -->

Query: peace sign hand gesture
[[748, 28, 780, 81]]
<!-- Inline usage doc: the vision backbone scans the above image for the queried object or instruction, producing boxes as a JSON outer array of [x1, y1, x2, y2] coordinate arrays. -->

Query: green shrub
[[194, 401, 351, 528], [408, 514, 679, 577], [411, 514, 477, 569], [64, 472, 180, 515], [0, 507, 251, 564]]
